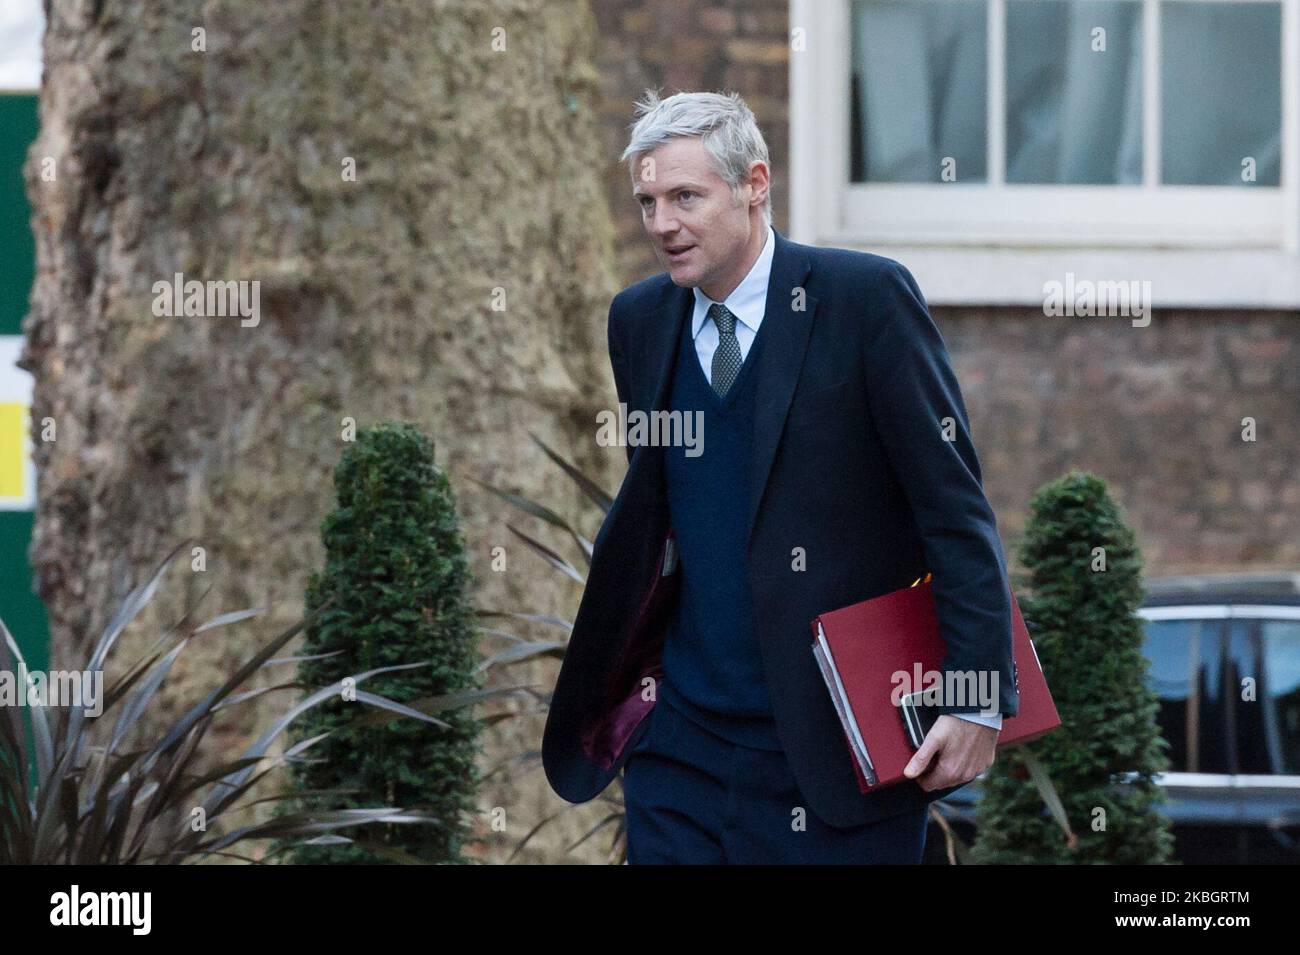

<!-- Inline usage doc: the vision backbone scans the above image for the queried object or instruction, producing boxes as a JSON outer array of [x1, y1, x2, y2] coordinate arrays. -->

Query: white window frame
[[790, 0, 1300, 307]]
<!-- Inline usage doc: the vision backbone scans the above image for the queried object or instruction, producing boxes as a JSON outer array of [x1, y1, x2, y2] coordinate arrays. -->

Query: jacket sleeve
[[608, 297, 634, 467], [862, 261, 1019, 719]]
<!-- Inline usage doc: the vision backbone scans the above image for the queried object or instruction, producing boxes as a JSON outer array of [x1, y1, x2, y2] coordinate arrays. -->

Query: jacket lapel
[[745, 230, 817, 548], [644, 282, 694, 419]]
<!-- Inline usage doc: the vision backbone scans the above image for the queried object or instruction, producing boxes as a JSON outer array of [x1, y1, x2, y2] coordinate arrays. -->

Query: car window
[[1260, 620, 1300, 775], [1226, 618, 1267, 773], [1142, 618, 1229, 773]]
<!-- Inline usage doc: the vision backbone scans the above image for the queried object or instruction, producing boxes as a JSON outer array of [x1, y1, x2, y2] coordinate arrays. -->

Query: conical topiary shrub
[[972, 470, 1175, 863], [281, 422, 483, 864]]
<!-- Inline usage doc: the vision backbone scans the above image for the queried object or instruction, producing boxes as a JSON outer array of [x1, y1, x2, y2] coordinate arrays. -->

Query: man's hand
[[902, 715, 998, 791]]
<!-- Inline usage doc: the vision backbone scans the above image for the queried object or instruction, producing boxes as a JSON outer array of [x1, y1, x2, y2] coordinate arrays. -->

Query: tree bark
[[22, 0, 622, 861]]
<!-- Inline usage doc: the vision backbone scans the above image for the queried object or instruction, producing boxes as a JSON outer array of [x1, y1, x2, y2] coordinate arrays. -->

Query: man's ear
[[748, 160, 770, 209]]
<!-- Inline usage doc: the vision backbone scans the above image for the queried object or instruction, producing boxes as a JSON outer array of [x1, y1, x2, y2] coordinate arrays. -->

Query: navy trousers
[[621, 694, 929, 864]]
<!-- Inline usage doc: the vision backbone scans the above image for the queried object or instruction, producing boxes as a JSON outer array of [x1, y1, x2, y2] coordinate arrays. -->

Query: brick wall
[[939, 306, 1300, 575]]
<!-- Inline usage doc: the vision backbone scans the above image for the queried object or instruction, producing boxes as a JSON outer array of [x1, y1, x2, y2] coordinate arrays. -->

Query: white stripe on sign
[[0, 2, 44, 91], [0, 335, 35, 510], [0, 336, 33, 401]]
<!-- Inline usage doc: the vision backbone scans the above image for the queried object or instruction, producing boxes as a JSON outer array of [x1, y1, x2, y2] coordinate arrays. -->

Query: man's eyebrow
[[632, 182, 706, 198]]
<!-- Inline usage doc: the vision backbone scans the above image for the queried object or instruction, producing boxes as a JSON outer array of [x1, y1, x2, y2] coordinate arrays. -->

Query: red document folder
[[810, 577, 1061, 794]]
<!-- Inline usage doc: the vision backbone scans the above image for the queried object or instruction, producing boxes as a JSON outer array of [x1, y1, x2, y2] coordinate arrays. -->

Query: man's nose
[[646, 203, 679, 237]]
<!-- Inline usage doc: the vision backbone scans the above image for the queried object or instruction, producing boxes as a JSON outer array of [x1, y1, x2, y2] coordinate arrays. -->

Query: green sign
[[1, 92, 48, 675]]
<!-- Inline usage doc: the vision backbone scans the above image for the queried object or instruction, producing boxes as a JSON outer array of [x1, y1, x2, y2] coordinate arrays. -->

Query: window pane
[[850, 0, 987, 183], [1260, 620, 1300, 774], [1225, 619, 1266, 773], [1005, 0, 1143, 184], [1161, 1, 1281, 186], [1198, 621, 1229, 773], [1143, 618, 1227, 773], [1144, 619, 1193, 772]]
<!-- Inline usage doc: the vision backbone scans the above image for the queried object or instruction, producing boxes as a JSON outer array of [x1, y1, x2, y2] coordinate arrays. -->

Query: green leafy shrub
[[973, 470, 1175, 863], [280, 422, 484, 864]]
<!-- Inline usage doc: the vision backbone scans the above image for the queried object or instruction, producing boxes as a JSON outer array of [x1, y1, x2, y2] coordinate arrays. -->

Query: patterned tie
[[708, 302, 743, 398]]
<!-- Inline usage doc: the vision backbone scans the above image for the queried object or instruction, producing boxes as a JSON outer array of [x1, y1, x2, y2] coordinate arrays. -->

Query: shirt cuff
[[951, 711, 1003, 730]]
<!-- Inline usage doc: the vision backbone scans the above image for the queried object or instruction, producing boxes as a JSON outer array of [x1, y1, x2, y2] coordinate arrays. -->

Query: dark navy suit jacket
[[541, 227, 1019, 828]]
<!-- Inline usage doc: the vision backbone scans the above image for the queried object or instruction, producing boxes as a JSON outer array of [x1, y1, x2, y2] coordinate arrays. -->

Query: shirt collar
[[691, 224, 776, 339]]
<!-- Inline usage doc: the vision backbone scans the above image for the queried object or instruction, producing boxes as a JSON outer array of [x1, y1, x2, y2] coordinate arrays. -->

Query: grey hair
[[620, 89, 772, 227]]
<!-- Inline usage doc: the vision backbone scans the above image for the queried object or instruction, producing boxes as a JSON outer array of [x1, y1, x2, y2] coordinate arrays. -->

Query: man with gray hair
[[542, 89, 1017, 864]]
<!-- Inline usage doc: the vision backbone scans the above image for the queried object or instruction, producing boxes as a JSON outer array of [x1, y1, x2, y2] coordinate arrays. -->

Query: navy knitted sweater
[[658, 305, 783, 751]]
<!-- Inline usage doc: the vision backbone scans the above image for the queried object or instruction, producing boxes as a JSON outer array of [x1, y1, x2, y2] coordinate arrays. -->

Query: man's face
[[631, 137, 760, 291]]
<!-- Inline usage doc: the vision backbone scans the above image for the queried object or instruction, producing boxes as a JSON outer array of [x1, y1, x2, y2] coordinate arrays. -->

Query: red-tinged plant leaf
[[474, 609, 573, 633], [527, 431, 615, 514], [506, 524, 585, 583]]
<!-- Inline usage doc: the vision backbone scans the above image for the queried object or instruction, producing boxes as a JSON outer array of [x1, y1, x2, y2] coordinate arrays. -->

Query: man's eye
[[679, 192, 694, 201]]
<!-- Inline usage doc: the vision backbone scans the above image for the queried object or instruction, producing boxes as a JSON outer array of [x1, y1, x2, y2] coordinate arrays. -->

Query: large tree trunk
[[22, 0, 621, 861]]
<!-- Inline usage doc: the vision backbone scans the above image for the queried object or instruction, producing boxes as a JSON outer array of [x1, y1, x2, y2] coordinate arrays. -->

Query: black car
[[924, 572, 1300, 864]]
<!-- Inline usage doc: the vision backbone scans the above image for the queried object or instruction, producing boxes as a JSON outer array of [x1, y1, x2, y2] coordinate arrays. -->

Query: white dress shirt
[[687, 224, 1003, 733], [690, 224, 777, 383]]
